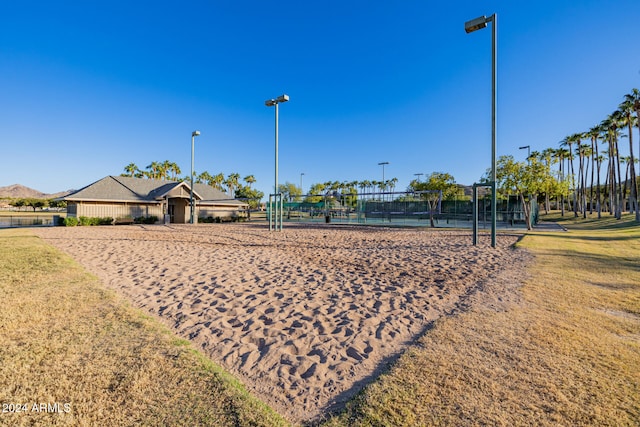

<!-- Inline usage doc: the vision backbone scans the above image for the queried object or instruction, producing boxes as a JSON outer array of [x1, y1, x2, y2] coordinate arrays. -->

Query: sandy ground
[[35, 223, 527, 423]]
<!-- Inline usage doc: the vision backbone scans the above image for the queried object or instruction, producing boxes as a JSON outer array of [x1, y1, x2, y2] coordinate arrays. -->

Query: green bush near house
[[134, 216, 158, 224], [78, 216, 114, 226], [63, 217, 79, 226]]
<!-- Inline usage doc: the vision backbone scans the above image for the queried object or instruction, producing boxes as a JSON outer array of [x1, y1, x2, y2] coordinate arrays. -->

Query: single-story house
[[63, 175, 248, 223]]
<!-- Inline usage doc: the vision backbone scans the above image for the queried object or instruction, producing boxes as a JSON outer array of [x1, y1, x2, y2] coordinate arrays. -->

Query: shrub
[[63, 217, 78, 227], [76, 216, 113, 226], [199, 216, 215, 223], [98, 217, 114, 225], [134, 216, 158, 224]]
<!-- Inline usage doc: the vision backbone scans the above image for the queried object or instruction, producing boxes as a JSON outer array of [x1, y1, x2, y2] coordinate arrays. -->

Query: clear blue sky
[[1, 1, 639, 198]]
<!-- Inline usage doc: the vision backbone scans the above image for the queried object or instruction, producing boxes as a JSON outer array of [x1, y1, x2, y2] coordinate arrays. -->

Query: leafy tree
[[235, 185, 264, 209], [492, 155, 549, 230], [48, 199, 67, 209], [277, 182, 302, 202], [305, 183, 326, 203], [408, 172, 459, 228]]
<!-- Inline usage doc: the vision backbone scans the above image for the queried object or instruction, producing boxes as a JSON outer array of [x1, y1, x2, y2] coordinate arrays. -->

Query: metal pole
[[473, 184, 478, 245], [275, 102, 279, 196], [268, 194, 273, 231], [490, 13, 497, 248], [190, 133, 195, 224]]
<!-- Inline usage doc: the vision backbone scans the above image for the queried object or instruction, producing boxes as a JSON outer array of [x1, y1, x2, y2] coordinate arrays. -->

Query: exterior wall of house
[[198, 205, 247, 220], [67, 201, 163, 220]]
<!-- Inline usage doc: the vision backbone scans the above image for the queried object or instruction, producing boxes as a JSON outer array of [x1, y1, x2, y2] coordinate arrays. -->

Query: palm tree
[[587, 125, 604, 217], [623, 88, 640, 221], [577, 143, 592, 218], [243, 175, 256, 188], [540, 148, 556, 213], [554, 147, 570, 215], [211, 173, 225, 191], [168, 162, 181, 181], [225, 173, 241, 197], [123, 163, 139, 177], [146, 161, 162, 180], [619, 94, 638, 219], [198, 171, 213, 186], [560, 135, 580, 216]]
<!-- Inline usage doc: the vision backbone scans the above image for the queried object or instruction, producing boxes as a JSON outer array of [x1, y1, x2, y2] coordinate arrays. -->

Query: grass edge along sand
[[321, 213, 640, 426], [0, 228, 289, 427]]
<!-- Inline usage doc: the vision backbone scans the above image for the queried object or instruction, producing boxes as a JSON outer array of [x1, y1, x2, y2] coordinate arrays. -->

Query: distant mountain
[[0, 184, 72, 199]]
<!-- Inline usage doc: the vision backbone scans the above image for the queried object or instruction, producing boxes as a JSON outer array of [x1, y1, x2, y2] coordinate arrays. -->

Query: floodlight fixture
[[465, 15, 491, 33], [192, 130, 200, 137]]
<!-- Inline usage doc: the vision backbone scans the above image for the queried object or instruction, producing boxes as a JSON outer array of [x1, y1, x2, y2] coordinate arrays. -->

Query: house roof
[[64, 176, 247, 207]]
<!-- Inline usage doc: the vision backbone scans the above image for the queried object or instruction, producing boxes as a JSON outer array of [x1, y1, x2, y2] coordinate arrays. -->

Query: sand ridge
[[35, 223, 524, 423]]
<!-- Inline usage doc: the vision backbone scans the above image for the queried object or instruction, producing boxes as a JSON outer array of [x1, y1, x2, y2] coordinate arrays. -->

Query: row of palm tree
[[527, 88, 639, 221], [121, 162, 256, 198], [307, 178, 400, 200], [123, 160, 182, 181]]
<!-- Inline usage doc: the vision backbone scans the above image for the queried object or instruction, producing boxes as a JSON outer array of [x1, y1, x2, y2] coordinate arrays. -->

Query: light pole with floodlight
[[378, 162, 389, 200], [414, 173, 424, 183], [190, 130, 200, 224], [265, 94, 289, 231], [265, 94, 290, 196], [300, 172, 305, 197], [465, 13, 497, 248], [519, 145, 530, 163]]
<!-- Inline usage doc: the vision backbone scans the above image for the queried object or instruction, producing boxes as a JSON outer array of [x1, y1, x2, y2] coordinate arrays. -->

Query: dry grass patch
[[322, 214, 639, 426], [0, 229, 288, 427]]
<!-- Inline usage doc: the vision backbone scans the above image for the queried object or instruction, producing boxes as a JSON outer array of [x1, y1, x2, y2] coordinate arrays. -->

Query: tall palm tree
[[198, 171, 213, 186], [123, 163, 139, 177], [540, 148, 556, 213], [619, 94, 638, 219], [211, 173, 225, 191], [623, 88, 640, 220], [225, 173, 241, 197], [161, 160, 172, 180], [560, 134, 580, 216], [555, 147, 570, 215], [146, 161, 161, 180], [577, 143, 592, 218], [587, 125, 604, 217], [243, 175, 256, 188], [168, 162, 181, 181]]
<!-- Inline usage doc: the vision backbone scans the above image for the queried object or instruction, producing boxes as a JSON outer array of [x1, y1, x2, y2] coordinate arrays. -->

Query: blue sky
[[1, 1, 639, 197]]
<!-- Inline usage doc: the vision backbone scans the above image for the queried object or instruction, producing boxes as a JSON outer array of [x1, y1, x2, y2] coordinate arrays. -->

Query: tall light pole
[[378, 162, 389, 201], [265, 94, 289, 231], [190, 130, 200, 224], [265, 94, 290, 195], [300, 172, 305, 195], [414, 172, 424, 183], [466, 13, 497, 248], [519, 145, 531, 163]]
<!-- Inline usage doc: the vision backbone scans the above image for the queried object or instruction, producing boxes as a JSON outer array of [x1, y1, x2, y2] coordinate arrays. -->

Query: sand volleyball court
[[35, 223, 526, 423]]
